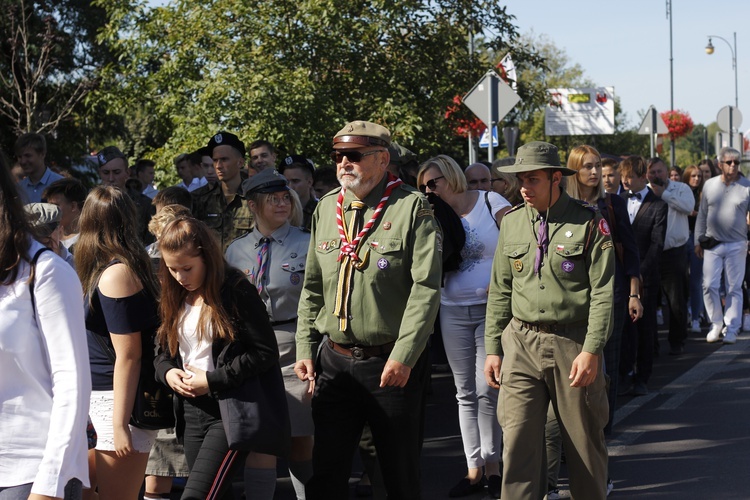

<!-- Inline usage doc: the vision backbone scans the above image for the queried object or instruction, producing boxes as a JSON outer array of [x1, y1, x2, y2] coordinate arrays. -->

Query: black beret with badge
[[241, 168, 290, 197], [207, 131, 246, 157], [97, 146, 126, 168], [278, 154, 315, 176]]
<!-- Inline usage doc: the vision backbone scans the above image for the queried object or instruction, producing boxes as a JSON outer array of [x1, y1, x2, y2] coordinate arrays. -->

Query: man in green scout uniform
[[191, 131, 253, 250], [483, 141, 614, 500], [294, 120, 442, 499]]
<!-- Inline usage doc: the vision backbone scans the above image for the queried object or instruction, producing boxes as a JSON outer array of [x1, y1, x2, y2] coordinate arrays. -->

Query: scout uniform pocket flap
[[503, 243, 531, 258], [368, 238, 402, 254], [553, 244, 584, 258]]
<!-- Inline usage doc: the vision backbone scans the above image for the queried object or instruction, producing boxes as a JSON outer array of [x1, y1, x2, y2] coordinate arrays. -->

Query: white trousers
[[702, 240, 747, 334]]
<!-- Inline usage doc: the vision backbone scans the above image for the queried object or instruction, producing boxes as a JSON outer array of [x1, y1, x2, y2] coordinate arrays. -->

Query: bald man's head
[[465, 163, 492, 191]]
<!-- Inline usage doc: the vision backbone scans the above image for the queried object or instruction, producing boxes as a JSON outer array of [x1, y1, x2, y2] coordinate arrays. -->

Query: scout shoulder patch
[[417, 208, 433, 218], [601, 240, 613, 250], [598, 218, 611, 236]]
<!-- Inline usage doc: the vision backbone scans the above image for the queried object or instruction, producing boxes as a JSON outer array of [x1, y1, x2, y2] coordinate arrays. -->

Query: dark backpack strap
[[485, 191, 500, 230], [29, 247, 52, 316]]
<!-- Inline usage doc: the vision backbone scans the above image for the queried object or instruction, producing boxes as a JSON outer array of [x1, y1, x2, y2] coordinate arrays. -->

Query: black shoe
[[487, 474, 501, 498], [633, 381, 649, 396], [668, 344, 684, 355], [448, 476, 486, 498], [618, 375, 634, 396]]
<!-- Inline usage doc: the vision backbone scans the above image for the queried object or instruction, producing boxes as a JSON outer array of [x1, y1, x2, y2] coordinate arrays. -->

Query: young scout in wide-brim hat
[[498, 141, 577, 176]]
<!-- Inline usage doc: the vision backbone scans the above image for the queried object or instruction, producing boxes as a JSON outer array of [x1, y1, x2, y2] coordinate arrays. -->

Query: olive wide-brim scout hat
[[499, 141, 576, 176]]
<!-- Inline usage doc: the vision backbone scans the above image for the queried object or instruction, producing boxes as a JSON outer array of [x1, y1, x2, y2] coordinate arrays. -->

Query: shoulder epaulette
[[318, 187, 342, 200], [505, 202, 526, 215], [572, 198, 599, 213]]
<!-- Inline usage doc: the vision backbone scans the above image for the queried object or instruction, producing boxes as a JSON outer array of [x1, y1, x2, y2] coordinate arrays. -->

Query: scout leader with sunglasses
[[294, 120, 442, 499], [225, 169, 313, 499], [695, 147, 750, 344]]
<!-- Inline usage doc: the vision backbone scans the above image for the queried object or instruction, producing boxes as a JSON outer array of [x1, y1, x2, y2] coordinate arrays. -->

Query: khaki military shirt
[[485, 191, 614, 356], [191, 182, 253, 251], [225, 222, 310, 323], [296, 175, 442, 368]]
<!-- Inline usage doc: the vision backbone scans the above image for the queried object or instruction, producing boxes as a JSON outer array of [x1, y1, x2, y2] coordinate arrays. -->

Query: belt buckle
[[351, 346, 365, 360]]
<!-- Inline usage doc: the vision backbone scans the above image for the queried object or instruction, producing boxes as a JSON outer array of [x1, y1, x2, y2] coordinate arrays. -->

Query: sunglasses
[[419, 175, 445, 193], [330, 149, 384, 163], [723, 160, 741, 166]]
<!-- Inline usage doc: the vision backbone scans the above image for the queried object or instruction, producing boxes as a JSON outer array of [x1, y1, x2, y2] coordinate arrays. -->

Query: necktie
[[334, 201, 367, 332], [534, 215, 548, 276], [255, 237, 270, 293], [628, 191, 642, 200]]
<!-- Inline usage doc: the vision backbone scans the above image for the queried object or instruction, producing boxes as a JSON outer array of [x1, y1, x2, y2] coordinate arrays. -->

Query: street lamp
[[705, 32, 738, 109]]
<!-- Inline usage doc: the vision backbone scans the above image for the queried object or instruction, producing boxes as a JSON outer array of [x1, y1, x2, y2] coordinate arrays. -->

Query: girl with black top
[[75, 186, 161, 500], [155, 217, 279, 499]]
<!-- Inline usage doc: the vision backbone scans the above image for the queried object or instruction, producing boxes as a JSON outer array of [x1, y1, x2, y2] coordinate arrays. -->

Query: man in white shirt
[[174, 153, 208, 192], [135, 159, 159, 198], [695, 147, 750, 344], [647, 158, 694, 355]]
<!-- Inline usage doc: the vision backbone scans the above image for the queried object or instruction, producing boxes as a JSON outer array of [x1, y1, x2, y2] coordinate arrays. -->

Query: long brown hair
[[157, 217, 234, 356], [75, 186, 159, 301], [0, 151, 32, 284]]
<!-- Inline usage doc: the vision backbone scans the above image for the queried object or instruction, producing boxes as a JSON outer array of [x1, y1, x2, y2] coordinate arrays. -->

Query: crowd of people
[[1, 125, 748, 500]]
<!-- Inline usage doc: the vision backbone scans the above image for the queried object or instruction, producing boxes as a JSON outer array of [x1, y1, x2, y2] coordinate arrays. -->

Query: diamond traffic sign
[[463, 71, 521, 129]]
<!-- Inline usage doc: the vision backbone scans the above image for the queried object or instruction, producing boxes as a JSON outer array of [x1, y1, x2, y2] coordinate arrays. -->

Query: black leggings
[[181, 396, 247, 500]]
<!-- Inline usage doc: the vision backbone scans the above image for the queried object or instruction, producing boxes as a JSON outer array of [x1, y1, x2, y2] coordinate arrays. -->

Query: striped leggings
[[182, 397, 248, 500]]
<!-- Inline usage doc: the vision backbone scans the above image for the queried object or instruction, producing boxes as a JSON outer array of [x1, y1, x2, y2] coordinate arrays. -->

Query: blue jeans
[[440, 303, 502, 469]]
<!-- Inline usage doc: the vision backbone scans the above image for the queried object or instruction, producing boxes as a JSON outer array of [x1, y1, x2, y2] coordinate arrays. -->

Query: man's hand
[[380, 359, 411, 388], [569, 351, 599, 387], [294, 359, 316, 394], [629, 296, 643, 322], [484, 354, 502, 389], [649, 181, 665, 198], [695, 244, 703, 259]]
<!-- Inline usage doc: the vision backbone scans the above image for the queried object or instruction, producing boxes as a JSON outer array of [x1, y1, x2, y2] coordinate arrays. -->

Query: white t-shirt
[[441, 191, 510, 306], [178, 301, 215, 374]]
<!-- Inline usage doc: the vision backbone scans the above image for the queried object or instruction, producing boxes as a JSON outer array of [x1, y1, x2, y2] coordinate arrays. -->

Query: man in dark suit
[[618, 156, 667, 396]]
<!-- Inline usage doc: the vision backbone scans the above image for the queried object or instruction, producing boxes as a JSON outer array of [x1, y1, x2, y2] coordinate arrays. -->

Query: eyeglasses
[[723, 160, 741, 166], [267, 193, 292, 206], [419, 176, 445, 193], [330, 149, 384, 163]]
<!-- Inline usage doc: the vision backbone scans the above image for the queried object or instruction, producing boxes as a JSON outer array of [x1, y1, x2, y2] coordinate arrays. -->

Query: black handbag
[[93, 332, 175, 430], [216, 342, 291, 456], [698, 235, 721, 250]]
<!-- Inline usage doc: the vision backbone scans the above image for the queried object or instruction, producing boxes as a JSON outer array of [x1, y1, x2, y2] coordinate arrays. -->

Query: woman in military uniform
[[225, 168, 312, 499]]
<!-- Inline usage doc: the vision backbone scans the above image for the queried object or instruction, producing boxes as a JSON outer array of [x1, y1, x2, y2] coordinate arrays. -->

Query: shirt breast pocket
[[503, 243, 531, 278], [368, 238, 403, 280], [552, 243, 586, 280], [279, 258, 307, 287]]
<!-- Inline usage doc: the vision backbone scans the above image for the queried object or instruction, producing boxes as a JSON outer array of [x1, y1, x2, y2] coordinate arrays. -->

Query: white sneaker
[[690, 320, 701, 333], [706, 326, 723, 343], [723, 330, 738, 344], [743, 314, 750, 332]]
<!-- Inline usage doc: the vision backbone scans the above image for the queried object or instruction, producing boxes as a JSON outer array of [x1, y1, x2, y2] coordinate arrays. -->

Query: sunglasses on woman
[[419, 176, 445, 193]]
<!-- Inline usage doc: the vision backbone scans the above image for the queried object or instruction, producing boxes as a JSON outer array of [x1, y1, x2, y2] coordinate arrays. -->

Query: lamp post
[[705, 32, 739, 109]]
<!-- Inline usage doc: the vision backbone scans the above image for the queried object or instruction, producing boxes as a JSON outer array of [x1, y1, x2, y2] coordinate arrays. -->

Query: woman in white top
[[417, 155, 510, 499], [0, 153, 91, 499]]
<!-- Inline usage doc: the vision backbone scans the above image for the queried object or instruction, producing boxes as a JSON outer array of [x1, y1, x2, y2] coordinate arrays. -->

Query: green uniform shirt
[[485, 191, 614, 356], [191, 182, 253, 251], [296, 175, 442, 368]]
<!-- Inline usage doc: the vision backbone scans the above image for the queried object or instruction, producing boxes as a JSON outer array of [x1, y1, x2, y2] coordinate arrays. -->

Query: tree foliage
[[92, 0, 547, 176]]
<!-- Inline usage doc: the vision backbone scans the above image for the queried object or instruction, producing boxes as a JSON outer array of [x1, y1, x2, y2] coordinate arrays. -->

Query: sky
[[503, 0, 749, 130]]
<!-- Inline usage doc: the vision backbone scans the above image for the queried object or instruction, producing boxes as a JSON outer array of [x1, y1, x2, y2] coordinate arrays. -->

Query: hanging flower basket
[[660, 110, 694, 141]]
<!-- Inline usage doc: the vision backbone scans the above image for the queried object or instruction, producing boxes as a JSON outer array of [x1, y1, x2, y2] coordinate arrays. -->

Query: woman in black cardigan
[[154, 216, 279, 500]]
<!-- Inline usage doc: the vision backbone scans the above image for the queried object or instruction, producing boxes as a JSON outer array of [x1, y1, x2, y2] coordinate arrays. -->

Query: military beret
[[97, 146, 126, 168], [207, 131, 246, 157], [333, 120, 391, 150], [499, 141, 576, 176], [387, 142, 418, 168], [241, 168, 290, 197], [278, 155, 315, 176], [25, 202, 61, 235]]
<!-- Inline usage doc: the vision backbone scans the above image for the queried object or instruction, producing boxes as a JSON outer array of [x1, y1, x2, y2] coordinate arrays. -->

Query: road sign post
[[638, 106, 669, 158], [717, 106, 743, 148]]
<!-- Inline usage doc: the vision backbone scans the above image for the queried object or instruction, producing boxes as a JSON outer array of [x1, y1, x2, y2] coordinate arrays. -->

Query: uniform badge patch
[[290, 272, 301, 285], [561, 260, 575, 273], [513, 259, 524, 272], [383, 221, 392, 230], [601, 240, 613, 250], [377, 258, 389, 270], [290, 253, 297, 258], [565, 231, 573, 238], [598, 219, 611, 236], [416, 208, 433, 218]]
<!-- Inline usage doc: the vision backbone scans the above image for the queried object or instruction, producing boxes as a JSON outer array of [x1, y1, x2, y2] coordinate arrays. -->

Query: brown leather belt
[[515, 317, 587, 334], [328, 339, 396, 360]]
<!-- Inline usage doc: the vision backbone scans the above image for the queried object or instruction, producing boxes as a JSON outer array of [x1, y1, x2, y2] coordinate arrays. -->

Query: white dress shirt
[[626, 186, 650, 224], [0, 239, 91, 497], [177, 176, 208, 192], [654, 179, 694, 250]]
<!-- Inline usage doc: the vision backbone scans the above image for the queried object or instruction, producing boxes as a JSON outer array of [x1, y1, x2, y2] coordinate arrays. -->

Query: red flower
[[660, 110, 694, 140]]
